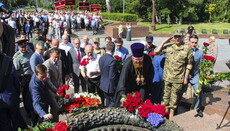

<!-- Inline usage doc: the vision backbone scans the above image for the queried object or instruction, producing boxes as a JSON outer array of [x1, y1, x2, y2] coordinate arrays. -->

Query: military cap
[[174, 29, 184, 36], [146, 36, 153, 43], [93, 37, 100, 43], [17, 40, 28, 48]]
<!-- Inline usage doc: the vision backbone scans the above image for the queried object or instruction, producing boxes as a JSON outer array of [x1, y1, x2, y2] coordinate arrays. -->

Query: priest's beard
[[133, 62, 143, 69]]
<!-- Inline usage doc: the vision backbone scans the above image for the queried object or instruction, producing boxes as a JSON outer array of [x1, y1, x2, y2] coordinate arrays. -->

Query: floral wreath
[[121, 92, 168, 127], [196, 42, 230, 96]]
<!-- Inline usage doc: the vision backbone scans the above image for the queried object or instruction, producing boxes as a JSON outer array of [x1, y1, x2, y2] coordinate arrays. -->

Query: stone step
[[203, 88, 230, 120], [172, 111, 230, 131]]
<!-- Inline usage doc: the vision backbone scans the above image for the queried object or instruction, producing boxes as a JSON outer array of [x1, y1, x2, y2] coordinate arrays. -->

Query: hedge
[[102, 13, 138, 22]]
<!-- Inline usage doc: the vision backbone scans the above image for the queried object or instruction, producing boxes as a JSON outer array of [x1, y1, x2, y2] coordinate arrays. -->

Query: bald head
[[83, 35, 89, 43], [85, 45, 93, 58], [73, 38, 81, 48], [51, 39, 59, 48], [209, 36, 215, 43]]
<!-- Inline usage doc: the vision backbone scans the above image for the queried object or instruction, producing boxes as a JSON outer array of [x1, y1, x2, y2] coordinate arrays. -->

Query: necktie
[[192, 48, 196, 56], [77, 49, 81, 62]]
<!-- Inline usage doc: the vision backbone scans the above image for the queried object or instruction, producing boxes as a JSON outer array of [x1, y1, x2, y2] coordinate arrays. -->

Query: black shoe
[[194, 110, 203, 117]]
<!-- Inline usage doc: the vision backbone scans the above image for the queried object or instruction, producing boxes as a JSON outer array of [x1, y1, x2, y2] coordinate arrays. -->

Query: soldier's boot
[[169, 109, 175, 120]]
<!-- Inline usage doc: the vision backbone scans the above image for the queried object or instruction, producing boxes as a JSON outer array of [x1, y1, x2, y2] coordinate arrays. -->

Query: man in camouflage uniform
[[13, 40, 33, 118], [155, 29, 193, 119], [30, 28, 45, 48]]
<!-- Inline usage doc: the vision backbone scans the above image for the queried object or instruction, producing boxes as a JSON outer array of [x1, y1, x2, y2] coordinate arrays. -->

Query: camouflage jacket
[[156, 43, 193, 83]]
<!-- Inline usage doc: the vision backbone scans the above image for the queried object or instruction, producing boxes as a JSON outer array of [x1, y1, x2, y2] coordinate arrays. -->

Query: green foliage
[[137, 22, 230, 35], [23, 8, 35, 12], [19, 122, 55, 131], [102, 13, 138, 22]]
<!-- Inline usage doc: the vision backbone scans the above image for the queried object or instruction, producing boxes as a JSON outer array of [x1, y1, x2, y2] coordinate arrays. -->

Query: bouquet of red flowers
[[57, 84, 71, 109], [114, 55, 123, 73], [203, 42, 209, 46], [138, 99, 168, 118], [202, 42, 209, 55], [122, 91, 168, 127], [203, 55, 215, 62], [57, 84, 70, 98], [122, 92, 143, 111], [46, 122, 70, 131], [80, 58, 91, 66], [59, 92, 101, 114]]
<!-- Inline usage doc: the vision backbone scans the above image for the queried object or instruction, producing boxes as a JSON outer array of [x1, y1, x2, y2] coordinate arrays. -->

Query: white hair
[[62, 35, 68, 39]]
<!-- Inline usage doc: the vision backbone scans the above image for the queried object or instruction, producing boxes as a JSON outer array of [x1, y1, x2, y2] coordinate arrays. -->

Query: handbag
[[226, 60, 230, 69]]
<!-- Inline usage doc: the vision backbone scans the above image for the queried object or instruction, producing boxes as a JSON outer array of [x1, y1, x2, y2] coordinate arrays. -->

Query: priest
[[114, 43, 154, 107]]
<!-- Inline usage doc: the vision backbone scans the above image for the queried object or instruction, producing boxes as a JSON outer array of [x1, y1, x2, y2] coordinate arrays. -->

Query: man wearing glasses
[[155, 29, 193, 119]]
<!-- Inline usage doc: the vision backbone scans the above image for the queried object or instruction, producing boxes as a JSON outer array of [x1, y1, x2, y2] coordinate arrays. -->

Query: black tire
[[68, 108, 183, 131]]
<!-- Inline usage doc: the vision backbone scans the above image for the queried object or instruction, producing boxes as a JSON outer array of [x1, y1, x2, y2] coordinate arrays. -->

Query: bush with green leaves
[[102, 13, 138, 22]]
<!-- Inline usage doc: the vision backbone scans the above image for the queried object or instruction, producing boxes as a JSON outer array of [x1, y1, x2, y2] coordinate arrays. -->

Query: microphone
[[0, 3, 11, 14]]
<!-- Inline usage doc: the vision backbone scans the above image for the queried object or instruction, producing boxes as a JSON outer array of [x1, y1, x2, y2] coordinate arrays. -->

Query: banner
[[65, 0, 75, 6], [79, 2, 90, 11], [56, 6, 67, 11], [54, 1, 65, 7], [90, 4, 101, 12]]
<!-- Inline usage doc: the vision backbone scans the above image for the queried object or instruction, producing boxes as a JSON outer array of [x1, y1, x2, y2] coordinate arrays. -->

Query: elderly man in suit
[[30, 42, 45, 72], [68, 38, 86, 93], [99, 42, 118, 107], [43, 48, 62, 122]]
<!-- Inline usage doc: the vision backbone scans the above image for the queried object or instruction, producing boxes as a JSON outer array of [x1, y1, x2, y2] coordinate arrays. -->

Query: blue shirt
[[113, 47, 129, 62], [190, 48, 204, 84], [152, 54, 165, 82], [91, 20, 98, 26]]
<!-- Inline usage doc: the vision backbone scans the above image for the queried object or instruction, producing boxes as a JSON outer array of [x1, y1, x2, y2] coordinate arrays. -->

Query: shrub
[[102, 13, 138, 22]]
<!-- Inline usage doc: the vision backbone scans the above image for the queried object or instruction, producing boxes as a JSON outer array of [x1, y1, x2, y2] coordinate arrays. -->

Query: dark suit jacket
[[99, 53, 118, 93], [29, 74, 51, 118], [68, 47, 85, 76]]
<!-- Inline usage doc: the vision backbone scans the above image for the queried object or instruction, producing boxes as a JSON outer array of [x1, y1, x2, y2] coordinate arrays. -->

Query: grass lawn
[[23, 8, 36, 12], [138, 22, 230, 35]]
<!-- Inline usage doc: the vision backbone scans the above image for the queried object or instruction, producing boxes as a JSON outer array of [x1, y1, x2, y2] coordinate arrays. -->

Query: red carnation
[[65, 94, 70, 99], [148, 51, 155, 56], [114, 55, 122, 60], [46, 38, 52, 42], [122, 92, 143, 111], [204, 55, 215, 61], [152, 104, 167, 117], [54, 122, 70, 131], [80, 58, 90, 66], [59, 92, 65, 97], [63, 84, 69, 90], [203, 42, 209, 46], [57, 87, 64, 93]]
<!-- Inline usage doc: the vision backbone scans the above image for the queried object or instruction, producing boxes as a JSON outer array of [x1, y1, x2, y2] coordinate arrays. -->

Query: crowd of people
[[1, 10, 103, 41], [0, 10, 220, 130]]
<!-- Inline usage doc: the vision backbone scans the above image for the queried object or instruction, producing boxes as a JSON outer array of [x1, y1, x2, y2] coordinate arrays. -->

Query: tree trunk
[[151, 0, 156, 31], [106, 0, 111, 13]]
